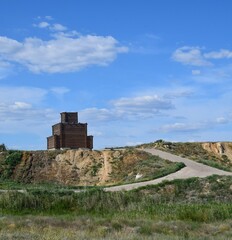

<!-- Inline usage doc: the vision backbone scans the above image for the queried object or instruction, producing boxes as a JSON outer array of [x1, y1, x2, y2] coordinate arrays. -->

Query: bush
[[5, 151, 22, 167], [0, 144, 7, 152], [0, 151, 22, 179]]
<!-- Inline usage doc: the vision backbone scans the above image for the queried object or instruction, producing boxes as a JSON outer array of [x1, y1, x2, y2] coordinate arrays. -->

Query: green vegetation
[[138, 140, 232, 172], [90, 162, 102, 176], [1, 175, 232, 216], [0, 176, 232, 239], [0, 147, 185, 186], [0, 180, 96, 191], [1, 143, 232, 238], [0, 144, 6, 151], [198, 159, 232, 171], [1, 215, 232, 240], [1, 188, 232, 221], [108, 149, 185, 184], [0, 150, 22, 179]]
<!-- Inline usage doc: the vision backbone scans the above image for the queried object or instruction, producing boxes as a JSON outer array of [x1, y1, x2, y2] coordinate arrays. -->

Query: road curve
[[104, 148, 232, 192]]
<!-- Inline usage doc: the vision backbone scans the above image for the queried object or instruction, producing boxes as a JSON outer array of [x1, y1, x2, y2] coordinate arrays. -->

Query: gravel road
[[104, 148, 232, 192]]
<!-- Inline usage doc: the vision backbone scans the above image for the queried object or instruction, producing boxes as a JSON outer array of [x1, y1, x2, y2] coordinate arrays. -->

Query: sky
[[0, 0, 232, 150]]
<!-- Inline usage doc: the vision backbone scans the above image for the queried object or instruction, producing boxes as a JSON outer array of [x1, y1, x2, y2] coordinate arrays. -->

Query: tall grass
[[0, 188, 232, 222]]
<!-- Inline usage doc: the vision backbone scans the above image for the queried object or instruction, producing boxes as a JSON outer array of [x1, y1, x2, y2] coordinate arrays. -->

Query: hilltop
[[0, 148, 183, 186], [0, 141, 232, 186]]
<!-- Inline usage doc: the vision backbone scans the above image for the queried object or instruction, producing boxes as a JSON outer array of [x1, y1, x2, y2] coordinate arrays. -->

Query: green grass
[[0, 151, 22, 179], [108, 149, 185, 185], [0, 176, 232, 239], [0, 176, 232, 220], [0, 180, 99, 191], [2, 215, 232, 240], [198, 159, 232, 171], [0, 190, 232, 222]]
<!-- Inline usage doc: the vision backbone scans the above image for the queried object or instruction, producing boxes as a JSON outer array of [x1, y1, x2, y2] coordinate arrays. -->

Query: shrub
[[5, 151, 22, 167], [0, 151, 22, 179], [0, 144, 7, 152]]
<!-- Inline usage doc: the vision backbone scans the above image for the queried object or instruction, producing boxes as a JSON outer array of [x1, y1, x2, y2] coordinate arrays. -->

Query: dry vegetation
[[1, 143, 232, 239], [138, 140, 232, 171], [0, 175, 232, 239], [0, 148, 184, 186], [1, 215, 232, 240]]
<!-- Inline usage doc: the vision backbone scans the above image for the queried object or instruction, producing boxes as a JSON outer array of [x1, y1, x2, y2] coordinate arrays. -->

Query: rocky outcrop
[[202, 142, 232, 161]]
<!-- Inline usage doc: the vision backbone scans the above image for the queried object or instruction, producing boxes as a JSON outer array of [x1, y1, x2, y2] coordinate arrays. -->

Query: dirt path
[[100, 151, 111, 183], [104, 148, 232, 192]]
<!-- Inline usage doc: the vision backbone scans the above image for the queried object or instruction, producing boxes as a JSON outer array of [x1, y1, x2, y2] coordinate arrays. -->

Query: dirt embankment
[[202, 142, 232, 161], [10, 148, 175, 186], [12, 149, 117, 186]]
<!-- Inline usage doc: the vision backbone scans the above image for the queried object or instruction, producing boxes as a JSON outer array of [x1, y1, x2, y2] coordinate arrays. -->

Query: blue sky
[[0, 0, 232, 150]]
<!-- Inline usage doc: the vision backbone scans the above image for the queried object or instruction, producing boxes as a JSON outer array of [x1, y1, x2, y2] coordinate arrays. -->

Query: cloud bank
[[0, 20, 128, 75]]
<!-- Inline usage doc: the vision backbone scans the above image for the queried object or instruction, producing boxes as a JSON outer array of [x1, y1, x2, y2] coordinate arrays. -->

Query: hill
[[1, 142, 232, 239], [0, 148, 183, 186], [138, 140, 232, 171]]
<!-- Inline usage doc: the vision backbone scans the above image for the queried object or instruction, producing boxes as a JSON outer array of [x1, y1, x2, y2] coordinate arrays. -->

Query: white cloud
[[191, 65, 232, 83], [34, 21, 67, 32], [215, 117, 229, 124], [0, 86, 50, 123], [45, 16, 53, 20], [163, 89, 193, 99], [10, 102, 32, 110], [204, 49, 232, 59], [0, 86, 47, 104], [52, 30, 80, 38], [0, 36, 21, 54], [0, 61, 12, 79], [50, 23, 67, 32], [112, 95, 173, 113], [173, 46, 232, 71], [0, 86, 56, 135], [0, 34, 128, 74], [81, 94, 174, 122], [0, 101, 54, 124], [172, 46, 212, 66], [158, 122, 204, 133], [156, 114, 232, 134], [81, 108, 115, 122], [36, 22, 50, 28]]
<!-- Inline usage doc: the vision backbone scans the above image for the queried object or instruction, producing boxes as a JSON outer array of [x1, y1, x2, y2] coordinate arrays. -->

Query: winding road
[[104, 148, 232, 192], [2, 149, 232, 193]]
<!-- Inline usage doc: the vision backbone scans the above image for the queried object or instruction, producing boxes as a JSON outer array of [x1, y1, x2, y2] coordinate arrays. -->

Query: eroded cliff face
[[202, 142, 232, 161], [12, 149, 150, 186], [8, 142, 232, 186]]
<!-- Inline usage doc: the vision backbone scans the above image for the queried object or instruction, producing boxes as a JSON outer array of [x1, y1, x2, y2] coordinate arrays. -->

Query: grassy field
[[0, 175, 232, 239], [1, 215, 232, 239], [1, 144, 232, 239]]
